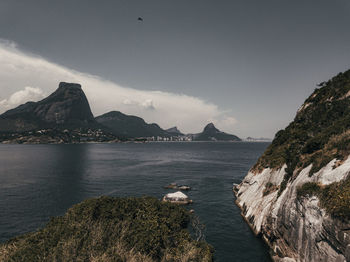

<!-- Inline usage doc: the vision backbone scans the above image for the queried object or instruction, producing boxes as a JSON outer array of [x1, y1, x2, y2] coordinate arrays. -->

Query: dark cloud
[[0, 0, 349, 137]]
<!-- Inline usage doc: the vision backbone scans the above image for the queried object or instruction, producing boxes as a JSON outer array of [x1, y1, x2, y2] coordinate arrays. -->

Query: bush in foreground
[[0, 196, 213, 262]]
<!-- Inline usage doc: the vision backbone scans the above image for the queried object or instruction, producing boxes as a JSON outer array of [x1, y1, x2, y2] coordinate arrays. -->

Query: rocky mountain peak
[[58, 81, 82, 90], [0, 82, 95, 132], [32, 82, 94, 124], [203, 123, 219, 133], [166, 126, 183, 135], [194, 123, 240, 141]]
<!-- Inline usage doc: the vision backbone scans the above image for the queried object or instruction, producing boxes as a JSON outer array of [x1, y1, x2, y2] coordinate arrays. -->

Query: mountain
[[235, 70, 350, 261], [0, 82, 96, 132], [194, 123, 241, 141], [166, 126, 184, 136], [95, 111, 170, 138], [0, 82, 120, 143]]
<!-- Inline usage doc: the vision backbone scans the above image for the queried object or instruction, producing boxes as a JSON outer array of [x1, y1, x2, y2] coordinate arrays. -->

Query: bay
[[0, 142, 271, 261]]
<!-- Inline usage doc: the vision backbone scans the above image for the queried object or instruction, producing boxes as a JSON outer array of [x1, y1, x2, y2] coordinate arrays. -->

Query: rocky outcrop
[[0, 82, 95, 132], [194, 123, 241, 141], [235, 70, 350, 262], [235, 161, 350, 262], [166, 126, 184, 136]]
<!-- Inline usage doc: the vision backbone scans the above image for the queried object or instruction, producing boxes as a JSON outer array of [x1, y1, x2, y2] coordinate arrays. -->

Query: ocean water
[[0, 142, 272, 261]]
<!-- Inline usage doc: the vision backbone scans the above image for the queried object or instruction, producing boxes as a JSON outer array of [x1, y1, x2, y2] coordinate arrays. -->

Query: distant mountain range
[[0, 83, 118, 143], [0, 82, 241, 143], [193, 123, 241, 141], [166, 126, 184, 136], [95, 111, 170, 138]]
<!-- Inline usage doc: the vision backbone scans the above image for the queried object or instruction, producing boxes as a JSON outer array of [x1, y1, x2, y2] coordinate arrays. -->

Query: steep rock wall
[[235, 157, 350, 262]]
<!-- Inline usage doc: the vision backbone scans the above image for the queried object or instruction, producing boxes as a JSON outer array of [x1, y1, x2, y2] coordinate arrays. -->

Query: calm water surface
[[0, 142, 271, 261]]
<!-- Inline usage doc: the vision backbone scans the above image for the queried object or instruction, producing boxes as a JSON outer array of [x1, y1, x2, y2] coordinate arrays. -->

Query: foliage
[[252, 70, 350, 194], [320, 177, 350, 221], [263, 182, 278, 196], [0, 196, 213, 262], [297, 178, 350, 221], [296, 182, 321, 198]]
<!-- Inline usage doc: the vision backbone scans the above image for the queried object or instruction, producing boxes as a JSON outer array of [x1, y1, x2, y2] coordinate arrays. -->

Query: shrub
[[0, 196, 214, 262], [296, 178, 350, 222], [296, 182, 321, 198], [263, 182, 278, 196], [252, 69, 350, 183]]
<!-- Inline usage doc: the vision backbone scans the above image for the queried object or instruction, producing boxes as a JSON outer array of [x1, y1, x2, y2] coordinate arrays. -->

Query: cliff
[[235, 70, 350, 262], [0, 82, 95, 132], [0, 82, 120, 143], [194, 123, 241, 141]]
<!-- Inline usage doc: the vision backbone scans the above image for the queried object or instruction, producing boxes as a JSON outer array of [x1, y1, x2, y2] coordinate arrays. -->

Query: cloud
[[0, 40, 237, 133], [141, 99, 155, 110], [0, 86, 45, 109], [211, 116, 238, 131]]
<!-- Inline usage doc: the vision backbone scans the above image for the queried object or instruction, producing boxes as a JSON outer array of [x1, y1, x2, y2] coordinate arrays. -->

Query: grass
[[296, 182, 322, 198], [297, 178, 350, 221], [263, 182, 278, 196], [0, 196, 213, 262]]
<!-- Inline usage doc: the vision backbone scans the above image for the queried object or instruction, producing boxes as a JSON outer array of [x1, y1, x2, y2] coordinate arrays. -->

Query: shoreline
[[233, 185, 276, 262], [1, 140, 271, 145]]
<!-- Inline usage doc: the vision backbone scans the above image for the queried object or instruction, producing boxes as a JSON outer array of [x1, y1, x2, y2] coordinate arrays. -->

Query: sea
[[0, 142, 272, 261]]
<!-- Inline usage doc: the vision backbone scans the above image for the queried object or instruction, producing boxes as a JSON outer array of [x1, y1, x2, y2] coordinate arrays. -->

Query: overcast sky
[[0, 0, 350, 138]]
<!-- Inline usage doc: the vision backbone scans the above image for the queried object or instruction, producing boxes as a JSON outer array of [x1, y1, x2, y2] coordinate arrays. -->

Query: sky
[[0, 0, 350, 138]]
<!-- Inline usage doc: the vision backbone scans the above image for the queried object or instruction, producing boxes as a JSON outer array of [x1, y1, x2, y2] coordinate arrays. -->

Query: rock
[[235, 69, 350, 261], [166, 126, 184, 136], [0, 82, 95, 132]]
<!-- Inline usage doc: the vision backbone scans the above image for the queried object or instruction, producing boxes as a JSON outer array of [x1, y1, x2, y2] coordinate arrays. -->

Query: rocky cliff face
[[0, 82, 95, 132], [235, 70, 350, 262]]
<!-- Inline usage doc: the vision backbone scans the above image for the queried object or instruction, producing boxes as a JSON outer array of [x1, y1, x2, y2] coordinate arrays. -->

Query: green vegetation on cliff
[[0, 196, 213, 262], [252, 70, 350, 195], [297, 178, 350, 221], [250, 69, 350, 220]]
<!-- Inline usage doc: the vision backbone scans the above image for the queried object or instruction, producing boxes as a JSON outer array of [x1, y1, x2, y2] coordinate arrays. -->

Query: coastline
[[1, 139, 267, 145], [233, 185, 275, 261]]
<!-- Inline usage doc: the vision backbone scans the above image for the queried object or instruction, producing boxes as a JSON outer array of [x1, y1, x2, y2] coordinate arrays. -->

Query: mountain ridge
[[194, 123, 241, 141], [95, 111, 171, 138], [166, 126, 184, 136]]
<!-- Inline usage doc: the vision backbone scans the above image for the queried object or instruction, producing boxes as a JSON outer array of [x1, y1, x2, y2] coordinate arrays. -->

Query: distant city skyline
[[0, 0, 350, 137]]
